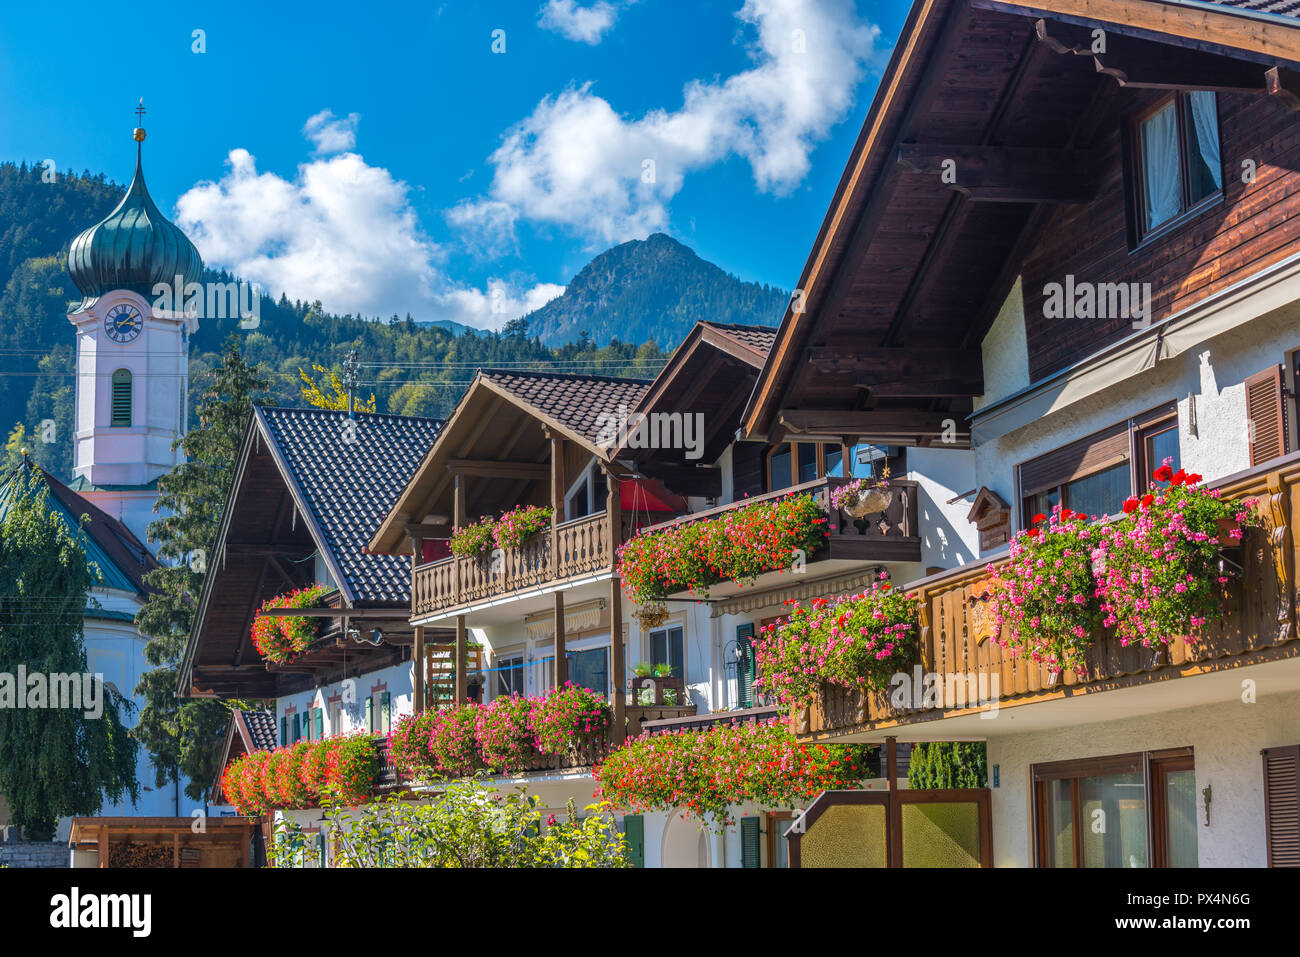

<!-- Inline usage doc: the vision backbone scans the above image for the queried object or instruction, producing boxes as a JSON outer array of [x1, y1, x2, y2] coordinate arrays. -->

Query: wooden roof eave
[[740, 0, 1300, 442], [740, 0, 953, 440]]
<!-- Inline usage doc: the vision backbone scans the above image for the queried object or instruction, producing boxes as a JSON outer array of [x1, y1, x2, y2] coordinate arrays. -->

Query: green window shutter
[[315, 708, 324, 740], [110, 369, 132, 427], [623, 814, 645, 868], [365, 696, 373, 733], [280, 715, 287, 746], [292, 713, 300, 743], [736, 623, 756, 708], [740, 816, 761, 868], [381, 691, 391, 732]]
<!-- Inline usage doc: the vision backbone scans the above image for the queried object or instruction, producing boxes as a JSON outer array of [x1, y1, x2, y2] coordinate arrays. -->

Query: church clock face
[[104, 303, 143, 344]]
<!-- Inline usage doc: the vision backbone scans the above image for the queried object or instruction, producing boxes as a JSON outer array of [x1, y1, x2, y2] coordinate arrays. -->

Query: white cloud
[[456, 0, 880, 248], [175, 139, 562, 331], [303, 109, 360, 154], [538, 0, 620, 44]]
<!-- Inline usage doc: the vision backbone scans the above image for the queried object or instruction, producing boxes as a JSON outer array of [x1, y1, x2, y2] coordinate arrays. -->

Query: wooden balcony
[[639, 474, 922, 578], [412, 512, 614, 618], [791, 454, 1300, 742]]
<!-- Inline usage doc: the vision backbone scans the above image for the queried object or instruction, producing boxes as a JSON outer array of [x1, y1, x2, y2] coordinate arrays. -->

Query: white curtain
[[1187, 91, 1223, 192], [1141, 102, 1182, 231]]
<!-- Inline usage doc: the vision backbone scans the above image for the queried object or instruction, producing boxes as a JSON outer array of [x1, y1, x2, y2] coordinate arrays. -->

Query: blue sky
[[0, 0, 906, 331]]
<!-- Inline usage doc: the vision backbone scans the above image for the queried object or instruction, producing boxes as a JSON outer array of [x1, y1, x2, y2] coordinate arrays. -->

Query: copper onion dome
[[67, 114, 203, 311]]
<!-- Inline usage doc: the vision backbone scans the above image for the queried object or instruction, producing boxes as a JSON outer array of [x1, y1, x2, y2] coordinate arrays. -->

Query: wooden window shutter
[[280, 715, 287, 746], [1262, 745, 1300, 867], [623, 814, 645, 868], [1246, 366, 1287, 466], [1020, 421, 1130, 497], [315, 708, 324, 740], [740, 816, 761, 868], [291, 713, 300, 743], [736, 623, 756, 708], [365, 696, 374, 733]]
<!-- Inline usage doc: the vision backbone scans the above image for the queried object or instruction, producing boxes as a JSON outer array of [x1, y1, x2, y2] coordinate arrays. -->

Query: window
[[649, 626, 684, 679], [768, 811, 798, 868], [1033, 749, 1198, 868], [568, 646, 609, 697], [565, 461, 609, 520], [735, 623, 756, 708], [495, 655, 525, 697], [110, 369, 132, 427], [327, 698, 342, 734], [1131, 91, 1222, 241], [367, 690, 391, 734], [1019, 405, 1179, 527], [566, 477, 590, 520], [764, 441, 860, 492]]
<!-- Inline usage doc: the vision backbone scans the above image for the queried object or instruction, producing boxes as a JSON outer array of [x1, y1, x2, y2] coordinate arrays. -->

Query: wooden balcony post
[[548, 428, 565, 572], [610, 576, 626, 744], [840, 438, 852, 477], [413, 625, 425, 713], [454, 615, 468, 704], [554, 590, 568, 689]]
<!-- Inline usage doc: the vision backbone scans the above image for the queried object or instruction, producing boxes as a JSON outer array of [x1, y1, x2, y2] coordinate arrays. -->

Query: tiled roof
[[701, 321, 778, 355], [0, 459, 157, 596], [1203, 0, 1300, 18], [239, 709, 278, 752], [257, 407, 442, 604], [480, 370, 651, 447]]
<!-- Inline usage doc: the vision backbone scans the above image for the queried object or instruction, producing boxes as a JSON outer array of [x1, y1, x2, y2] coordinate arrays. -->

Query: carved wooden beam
[[897, 144, 1098, 203]]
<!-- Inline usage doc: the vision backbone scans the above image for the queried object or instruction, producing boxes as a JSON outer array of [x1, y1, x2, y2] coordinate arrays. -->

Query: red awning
[[621, 477, 686, 513]]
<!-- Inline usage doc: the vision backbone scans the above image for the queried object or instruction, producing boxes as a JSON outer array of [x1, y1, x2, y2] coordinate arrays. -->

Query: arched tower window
[[110, 369, 132, 427]]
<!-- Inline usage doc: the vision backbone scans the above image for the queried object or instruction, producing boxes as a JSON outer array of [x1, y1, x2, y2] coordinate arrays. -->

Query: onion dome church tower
[[65, 103, 203, 544]]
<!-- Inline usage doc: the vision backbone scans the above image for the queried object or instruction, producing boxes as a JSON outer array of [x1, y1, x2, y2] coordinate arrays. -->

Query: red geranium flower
[[1153, 465, 1173, 483], [1032, 513, 1047, 524], [1141, 493, 1154, 507], [1122, 498, 1139, 514]]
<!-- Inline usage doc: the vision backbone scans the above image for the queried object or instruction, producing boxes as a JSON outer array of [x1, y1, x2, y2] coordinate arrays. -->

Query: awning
[[621, 477, 686, 513]]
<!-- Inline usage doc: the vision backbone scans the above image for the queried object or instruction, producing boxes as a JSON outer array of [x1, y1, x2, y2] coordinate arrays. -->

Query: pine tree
[[907, 742, 988, 789], [0, 463, 139, 839], [134, 335, 269, 803]]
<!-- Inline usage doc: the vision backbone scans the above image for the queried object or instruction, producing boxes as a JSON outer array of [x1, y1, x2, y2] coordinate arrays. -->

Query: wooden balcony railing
[[639, 474, 922, 567], [792, 454, 1300, 741], [412, 512, 613, 616]]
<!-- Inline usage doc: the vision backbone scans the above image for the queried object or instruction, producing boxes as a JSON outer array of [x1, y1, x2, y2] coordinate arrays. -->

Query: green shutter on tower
[[315, 708, 324, 740], [280, 715, 288, 746], [736, 623, 756, 708], [110, 369, 132, 427], [623, 815, 645, 868], [740, 816, 761, 868]]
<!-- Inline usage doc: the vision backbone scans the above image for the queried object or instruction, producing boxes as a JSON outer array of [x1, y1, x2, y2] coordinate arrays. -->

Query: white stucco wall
[[973, 296, 1300, 540], [905, 447, 978, 572], [275, 659, 415, 743], [986, 689, 1300, 868], [975, 276, 1029, 412]]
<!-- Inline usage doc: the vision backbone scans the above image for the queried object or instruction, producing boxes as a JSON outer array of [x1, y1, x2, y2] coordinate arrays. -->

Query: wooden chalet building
[[739, 0, 1300, 867]]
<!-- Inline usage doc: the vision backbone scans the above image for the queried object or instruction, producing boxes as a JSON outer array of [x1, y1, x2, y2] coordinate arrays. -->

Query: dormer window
[[1131, 91, 1222, 242]]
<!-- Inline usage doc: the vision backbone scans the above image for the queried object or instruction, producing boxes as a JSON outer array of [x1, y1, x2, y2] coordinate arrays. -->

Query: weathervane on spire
[[133, 98, 146, 144]]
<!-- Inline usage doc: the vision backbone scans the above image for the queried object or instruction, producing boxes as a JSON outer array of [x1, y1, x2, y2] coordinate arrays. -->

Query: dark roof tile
[[480, 370, 650, 447], [257, 407, 442, 604]]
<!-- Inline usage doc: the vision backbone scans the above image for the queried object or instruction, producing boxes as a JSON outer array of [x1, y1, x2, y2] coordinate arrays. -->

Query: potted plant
[[493, 505, 554, 550], [250, 583, 331, 664], [986, 505, 1103, 678], [449, 518, 495, 559], [830, 471, 893, 518], [1096, 464, 1257, 653]]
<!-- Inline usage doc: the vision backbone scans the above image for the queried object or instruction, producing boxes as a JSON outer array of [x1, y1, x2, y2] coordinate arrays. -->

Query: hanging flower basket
[[633, 602, 669, 629], [251, 583, 331, 664], [830, 476, 893, 518]]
